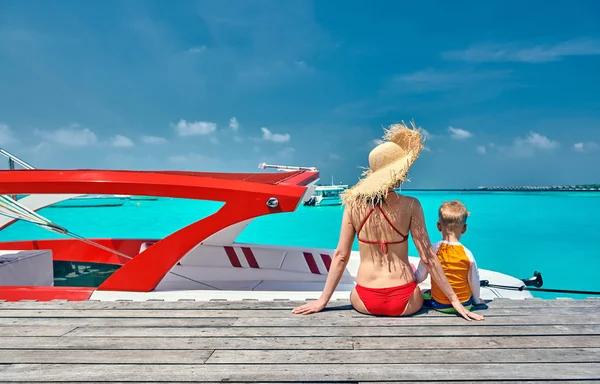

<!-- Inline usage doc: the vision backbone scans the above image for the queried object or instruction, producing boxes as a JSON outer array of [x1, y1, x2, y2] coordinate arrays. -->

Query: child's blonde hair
[[438, 200, 469, 231]]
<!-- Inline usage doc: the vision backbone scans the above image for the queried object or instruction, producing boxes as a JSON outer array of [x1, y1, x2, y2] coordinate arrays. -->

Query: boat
[[0, 148, 534, 302], [303, 176, 349, 206]]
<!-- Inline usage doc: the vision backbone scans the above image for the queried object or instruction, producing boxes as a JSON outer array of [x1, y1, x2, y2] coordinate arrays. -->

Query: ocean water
[[0, 191, 598, 299]]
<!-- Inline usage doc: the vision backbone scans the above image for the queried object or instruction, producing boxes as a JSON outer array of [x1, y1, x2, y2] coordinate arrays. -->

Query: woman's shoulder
[[393, 193, 421, 209]]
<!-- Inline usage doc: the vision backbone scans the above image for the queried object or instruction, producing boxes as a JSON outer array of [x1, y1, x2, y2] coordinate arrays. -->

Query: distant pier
[[476, 184, 599, 192], [401, 184, 600, 192]]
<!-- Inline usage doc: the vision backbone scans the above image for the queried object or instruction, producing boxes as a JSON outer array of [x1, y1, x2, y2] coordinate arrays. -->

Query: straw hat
[[342, 121, 425, 205]]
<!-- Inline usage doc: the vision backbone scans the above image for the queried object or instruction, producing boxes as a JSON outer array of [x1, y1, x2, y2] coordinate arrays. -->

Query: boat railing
[[258, 162, 318, 172], [0, 148, 35, 170]]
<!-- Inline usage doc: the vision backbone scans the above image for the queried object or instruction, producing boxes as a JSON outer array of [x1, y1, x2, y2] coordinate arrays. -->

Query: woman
[[292, 122, 483, 321]]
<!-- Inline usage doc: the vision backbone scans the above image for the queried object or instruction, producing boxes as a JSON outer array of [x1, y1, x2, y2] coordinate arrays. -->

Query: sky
[[1, 0, 599, 189]]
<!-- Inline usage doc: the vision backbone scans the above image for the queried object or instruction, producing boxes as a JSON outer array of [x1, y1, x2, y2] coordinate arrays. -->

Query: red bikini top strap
[[376, 206, 407, 238], [356, 206, 408, 254], [356, 206, 376, 237]]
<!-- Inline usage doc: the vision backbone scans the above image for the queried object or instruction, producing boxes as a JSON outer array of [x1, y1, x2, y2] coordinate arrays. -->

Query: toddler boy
[[414, 200, 484, 313]]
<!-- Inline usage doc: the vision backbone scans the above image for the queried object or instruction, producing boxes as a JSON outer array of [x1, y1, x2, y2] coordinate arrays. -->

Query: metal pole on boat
[[0, 148, 35, 170], [258, 163, 317, 172], [480, 271, 600, 295]]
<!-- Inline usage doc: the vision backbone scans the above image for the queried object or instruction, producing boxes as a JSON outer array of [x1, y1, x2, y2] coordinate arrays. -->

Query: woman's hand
[[452, 299, 485, 321], [292, 208, 355, 316], [292, 299, 327, 315]]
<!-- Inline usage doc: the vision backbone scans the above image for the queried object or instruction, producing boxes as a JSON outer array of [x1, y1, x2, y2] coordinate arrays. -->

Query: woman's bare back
[[348, 192, 418, 288]]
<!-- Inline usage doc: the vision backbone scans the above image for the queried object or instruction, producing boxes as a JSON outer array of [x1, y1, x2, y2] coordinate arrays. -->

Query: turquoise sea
[[0, 191, 598, 299]]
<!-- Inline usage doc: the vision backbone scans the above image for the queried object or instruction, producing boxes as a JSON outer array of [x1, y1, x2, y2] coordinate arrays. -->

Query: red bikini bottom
[[355, 281, 417, 316]]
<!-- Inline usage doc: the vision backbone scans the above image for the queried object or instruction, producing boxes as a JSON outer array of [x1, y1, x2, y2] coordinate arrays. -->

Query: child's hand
[[451, 299, 484, 321]]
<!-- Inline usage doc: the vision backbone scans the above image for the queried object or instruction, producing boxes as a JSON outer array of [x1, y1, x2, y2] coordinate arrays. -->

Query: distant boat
[[304, 185, 348, 206]]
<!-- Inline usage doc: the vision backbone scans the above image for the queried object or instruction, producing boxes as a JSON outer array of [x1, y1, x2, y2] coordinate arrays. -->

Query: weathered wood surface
[[0, 297, 598, 309], [66, 323, 600, 337], [2, 306, 598, 317], [0, 299, 599, 382], [1, 363, 599, 381], [206, 348, 600, 364]]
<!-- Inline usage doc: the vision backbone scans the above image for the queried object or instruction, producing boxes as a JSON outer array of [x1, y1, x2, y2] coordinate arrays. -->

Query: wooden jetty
[[0, 298, 599, 382]]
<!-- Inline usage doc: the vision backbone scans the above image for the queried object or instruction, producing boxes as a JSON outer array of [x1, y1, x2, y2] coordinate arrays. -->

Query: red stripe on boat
[[303, 252, 320, 274], [241, 247, 259, 268], [224, 246, 242, 268], [320, 254, 332, 271]]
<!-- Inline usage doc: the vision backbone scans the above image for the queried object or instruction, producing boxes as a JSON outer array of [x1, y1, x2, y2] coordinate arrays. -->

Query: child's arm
[[465, 247, 484, 305], [414, 241, 440, 284], [414, 261, 428, 283]]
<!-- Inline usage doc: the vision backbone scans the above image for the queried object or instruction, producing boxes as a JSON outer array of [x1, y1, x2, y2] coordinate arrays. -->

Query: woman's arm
[[292, 208, 356, 315], [409, 198, 484, 321]]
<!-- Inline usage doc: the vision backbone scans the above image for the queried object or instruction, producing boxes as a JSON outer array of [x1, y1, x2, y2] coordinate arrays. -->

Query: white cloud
[[209, 136, 219, 145], [261, 127, 290, 143], [573, 142, 599, 153], [500, 132, 559, 157], [229, 117, 239, 131], [421, 128, 435, 140], [34, 124, 98, 147], [388, 69, 510, 93], [188, 46, 207, 54], [518, 132, 559, 150], [413, 128, 438, 141], [448, 126, 473, 140], [0, 124, 16, 144], [444, 39, 600, 63], [109, 135, 134, 148], [173, 119, 217, 136], [233, 136, 244, 142], [141, 135, 167, 144], [329, 153, 342, 160], [293, 60, 314, 73], [476, 145, 487, 155]]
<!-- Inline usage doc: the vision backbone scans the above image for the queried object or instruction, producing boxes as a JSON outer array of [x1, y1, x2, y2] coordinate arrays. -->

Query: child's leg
[[428, 295, 474, 314], [422, 289, 433, 307]]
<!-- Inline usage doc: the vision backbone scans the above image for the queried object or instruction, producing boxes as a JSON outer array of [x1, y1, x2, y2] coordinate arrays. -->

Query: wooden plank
[[67, 324, 600, 338], [235, 314, 600, 327], [206, 347, 600, 364], [480, 298, 600, 308], [359, 382, 600, 384], [0, 336, 353, 350], [0, 326, 75, 337], [0, 349, 213, 364], [0, 317, 237, 327], [0, 305, 600, 318], [8, 382, 595, 384], [2, 363, 599, 381], [1, 298, 597, 310], [1, 306, 598, 318], [2, 314, 597, 327], [353, 335, 600, 349], [0, 300, 336, 310], [0, 309, 350, 318]]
